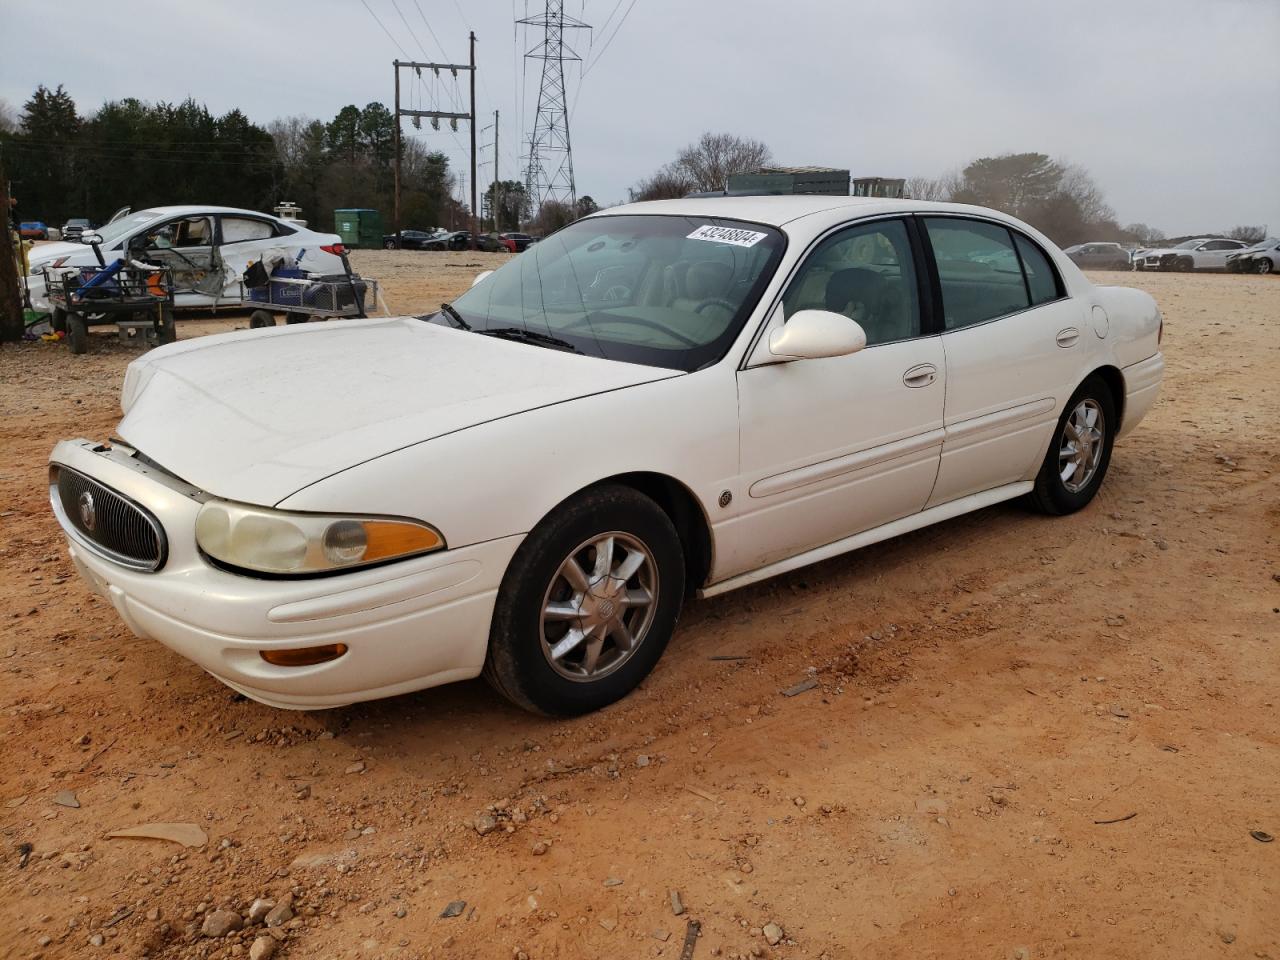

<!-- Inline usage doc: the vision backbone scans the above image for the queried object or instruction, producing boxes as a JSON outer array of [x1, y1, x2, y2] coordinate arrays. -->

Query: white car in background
[[25, 205, 347, 312], [1134, 237, 1249, 272], [49, 196, 1164, 716]]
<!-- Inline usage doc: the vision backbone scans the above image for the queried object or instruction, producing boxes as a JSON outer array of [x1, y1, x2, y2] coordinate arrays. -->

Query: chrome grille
[[51, 465, 167, 571]]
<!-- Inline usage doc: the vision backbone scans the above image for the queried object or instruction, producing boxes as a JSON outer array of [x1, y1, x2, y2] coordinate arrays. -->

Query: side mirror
[[471, 270, 494, 287], [768, 309, 867, 361], [80, 232, 103, 246]]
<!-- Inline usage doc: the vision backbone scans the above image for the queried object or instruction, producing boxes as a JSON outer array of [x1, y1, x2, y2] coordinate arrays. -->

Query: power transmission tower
[[518, 1, 588, 215]]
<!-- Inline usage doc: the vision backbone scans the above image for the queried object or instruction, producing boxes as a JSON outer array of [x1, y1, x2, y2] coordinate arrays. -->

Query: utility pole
[[468, 31, 478, 250], [0, 152, 23, 344], [493, 110, 499, 232], [390, 46, 477, 246], [518, 1, 589, 216], [392, 63, 401, 246]]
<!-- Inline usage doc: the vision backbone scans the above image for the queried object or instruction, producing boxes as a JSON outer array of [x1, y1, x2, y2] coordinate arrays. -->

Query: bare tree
[[628, 166, 696, 202], [1225, 224, 1267, 243], [267, 115, 313, 169], [0, 99, 16, 133], [904, 174, 956, 201], [673, 132, 772, 193]]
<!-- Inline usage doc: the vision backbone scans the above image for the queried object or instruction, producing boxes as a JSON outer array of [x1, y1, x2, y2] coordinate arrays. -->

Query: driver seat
[[672, 260, 733, 312]]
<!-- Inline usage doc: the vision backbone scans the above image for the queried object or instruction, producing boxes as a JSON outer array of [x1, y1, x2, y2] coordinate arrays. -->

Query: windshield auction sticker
[[687, 224, 768, 247]]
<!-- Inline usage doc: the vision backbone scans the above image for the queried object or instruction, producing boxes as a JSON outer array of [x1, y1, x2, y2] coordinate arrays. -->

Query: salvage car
[[1225, 237, 1280, 274], [62, 217, 93, 242], [1063, 242, 1132, 271], [49, 196, 1164, 715], [1134, 237, 1248, 272], [25, 206, 346, 313], [382, 229, 441, 250]]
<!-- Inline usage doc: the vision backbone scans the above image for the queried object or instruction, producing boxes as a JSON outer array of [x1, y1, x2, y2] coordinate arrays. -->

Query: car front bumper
[[50, 439, 521, 710]]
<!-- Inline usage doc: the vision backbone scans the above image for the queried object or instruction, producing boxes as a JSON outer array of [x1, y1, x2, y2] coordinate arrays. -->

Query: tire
[[284, 312, 308, 325], [51, 307, 68, 334], [483, 484, 685, 716], [249, 309, 277, 329], [1258, 258, 1274, 275], [383, 239, 397, 250], [155, 305, 177, 345], [67, 315, 88, 354], [1028, 375, 1116, 516], [1177, 257, 1194, 272]]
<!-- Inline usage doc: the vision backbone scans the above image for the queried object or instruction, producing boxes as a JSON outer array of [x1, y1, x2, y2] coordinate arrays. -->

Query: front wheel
[[1258, 258, 1274, 275], [249, 309, 277, 329], [1177, 257, 1194, 272], [484, 485, 685, 716], [1028, 375, 1116, 516], [383, 239, 397, 250], [155, 304, 177, 345]]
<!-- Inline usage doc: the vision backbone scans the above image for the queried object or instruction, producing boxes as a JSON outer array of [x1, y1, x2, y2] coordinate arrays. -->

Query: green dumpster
[[333, 208, 383, 249]]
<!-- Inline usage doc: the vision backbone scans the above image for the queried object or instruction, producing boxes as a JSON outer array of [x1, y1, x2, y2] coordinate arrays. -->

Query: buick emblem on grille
[[78, 490, 97, 532]]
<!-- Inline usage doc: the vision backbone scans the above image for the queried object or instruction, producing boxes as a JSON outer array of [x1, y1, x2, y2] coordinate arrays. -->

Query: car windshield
[[427, 214, 786, 372], [91, 211, 161, 248]]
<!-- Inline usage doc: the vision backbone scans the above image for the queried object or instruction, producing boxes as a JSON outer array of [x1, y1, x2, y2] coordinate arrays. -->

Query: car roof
[[595, 195, 1035, 230], [131, 205, 282, 219]]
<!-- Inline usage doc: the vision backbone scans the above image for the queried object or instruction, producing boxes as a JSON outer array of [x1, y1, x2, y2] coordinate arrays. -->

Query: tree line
[[0, 85, 475, 232], [629, 134, 1264, 248]]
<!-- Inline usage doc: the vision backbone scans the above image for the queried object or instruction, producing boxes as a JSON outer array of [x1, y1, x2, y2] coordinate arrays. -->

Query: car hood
[[27, 241, 92, 265], [117, 317, 680, 505]]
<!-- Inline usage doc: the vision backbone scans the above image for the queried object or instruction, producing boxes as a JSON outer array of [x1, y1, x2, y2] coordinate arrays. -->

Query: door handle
[[903, 363, 937, 388], [1055, 327, 1080, 348]]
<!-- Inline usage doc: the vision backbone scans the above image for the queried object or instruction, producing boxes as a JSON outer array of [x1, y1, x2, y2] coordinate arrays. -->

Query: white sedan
[[25, 205, 347, 312], [49, 196, 1165, 715], [1133, 236, 1249, 272]]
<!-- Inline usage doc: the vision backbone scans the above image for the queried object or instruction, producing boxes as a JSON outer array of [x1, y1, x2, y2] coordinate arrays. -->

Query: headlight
[[195, 500, 445, 575]]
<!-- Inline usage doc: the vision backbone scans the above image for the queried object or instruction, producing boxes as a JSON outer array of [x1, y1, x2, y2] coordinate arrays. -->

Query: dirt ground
[[1, 254, 1276, 960]]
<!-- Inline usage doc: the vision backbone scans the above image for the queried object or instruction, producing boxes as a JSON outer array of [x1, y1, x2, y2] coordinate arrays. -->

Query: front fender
[[276, 367, 741, 554]]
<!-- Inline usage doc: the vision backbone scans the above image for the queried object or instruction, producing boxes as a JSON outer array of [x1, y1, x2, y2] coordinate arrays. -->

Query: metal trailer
[[242, 272, 381, 329], [42, 260, 176, 355]]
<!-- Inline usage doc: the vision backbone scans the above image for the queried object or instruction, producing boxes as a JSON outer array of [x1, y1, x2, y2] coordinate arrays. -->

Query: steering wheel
[[561, 313, 701, 347], [694, 298, 738, 315]]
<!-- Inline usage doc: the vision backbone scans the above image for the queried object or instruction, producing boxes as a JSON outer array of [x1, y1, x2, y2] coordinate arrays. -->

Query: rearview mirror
[[768, 309, 867, 361], [472, 270, 494, 287]]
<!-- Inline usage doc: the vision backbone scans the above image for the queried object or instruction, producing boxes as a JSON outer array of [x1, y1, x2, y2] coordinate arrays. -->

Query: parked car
[[1134, 237, 1249, 272], [62, 218, 93, 242], [48, 196, 1163, 715], [19, 221, 48, 240], [382, 229, 441, 250], [1225, 237, 1280, 274], [500, 232, 538, 252], [24, 205, 346, 313], [438, 230, 506, 252], [1063, 242, 1132, 271]]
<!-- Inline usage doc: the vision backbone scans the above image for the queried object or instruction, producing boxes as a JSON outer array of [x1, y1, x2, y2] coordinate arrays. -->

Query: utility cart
[[43, 257, 176, 355], [243, 271, 378, 328]]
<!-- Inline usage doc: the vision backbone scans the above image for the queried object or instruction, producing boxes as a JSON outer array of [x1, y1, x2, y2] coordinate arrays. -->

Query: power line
[[359, 0, 409, 57], [582, 0, 636, 77]]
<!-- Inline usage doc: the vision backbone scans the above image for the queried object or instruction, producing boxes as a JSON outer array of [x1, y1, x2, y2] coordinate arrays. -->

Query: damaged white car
[[49, 196, 1164, 716], [25, 205, 347, 312]]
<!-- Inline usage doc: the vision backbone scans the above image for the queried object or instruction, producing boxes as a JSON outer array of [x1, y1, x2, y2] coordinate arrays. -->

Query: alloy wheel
[[539, 532, 658, 682], [1059, 399, 1106, 493]]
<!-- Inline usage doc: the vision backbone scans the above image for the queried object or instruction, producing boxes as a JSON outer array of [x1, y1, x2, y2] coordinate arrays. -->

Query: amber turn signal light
[[260, 643, 349, 667]]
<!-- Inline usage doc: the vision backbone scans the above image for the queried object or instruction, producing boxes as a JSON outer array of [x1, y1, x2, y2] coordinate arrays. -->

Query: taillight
[[321, 243, 346, 255]]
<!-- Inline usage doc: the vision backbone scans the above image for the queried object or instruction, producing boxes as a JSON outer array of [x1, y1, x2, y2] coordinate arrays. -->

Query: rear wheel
[[285, 312, 309, 325], [1258, 258, 1274, 275], [67, 315, 88, 354], [1028, 375, 1116, 516], [383, 239, 397, 250], [484, 484, 685, 716], [249, 309, 277, 329]]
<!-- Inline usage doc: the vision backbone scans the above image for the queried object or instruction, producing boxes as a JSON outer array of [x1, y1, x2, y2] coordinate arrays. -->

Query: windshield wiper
[[478, 327, 583, 354], [438, 302, 470, 329]]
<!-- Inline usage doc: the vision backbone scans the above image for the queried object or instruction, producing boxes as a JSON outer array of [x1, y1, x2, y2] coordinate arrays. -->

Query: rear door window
[[221, 217, 277, 243], [923, 218, 1030, 330], [1014, 235, 1063, 305]]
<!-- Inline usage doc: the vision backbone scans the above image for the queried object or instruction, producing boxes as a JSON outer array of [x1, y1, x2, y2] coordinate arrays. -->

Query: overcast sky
[[3, 0, 1277, 234]]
